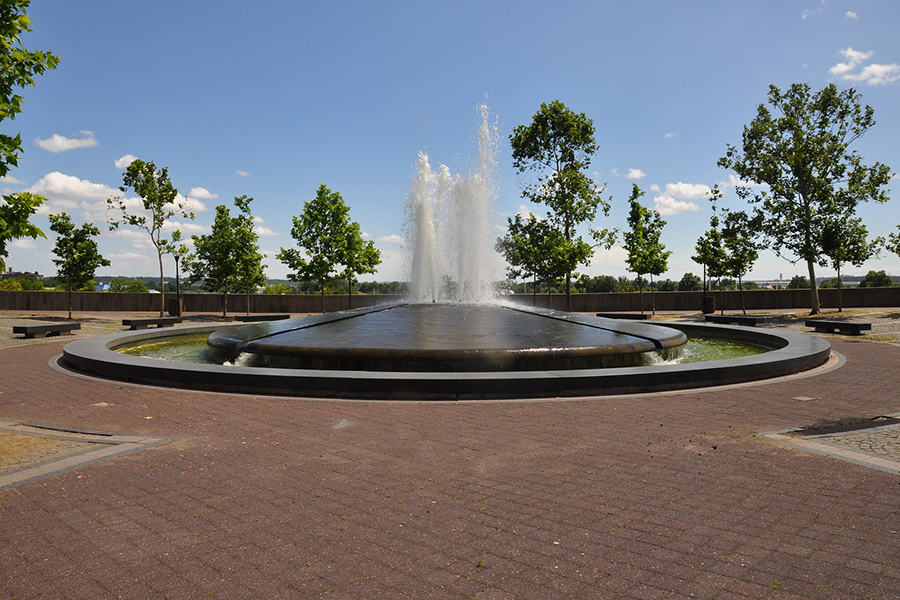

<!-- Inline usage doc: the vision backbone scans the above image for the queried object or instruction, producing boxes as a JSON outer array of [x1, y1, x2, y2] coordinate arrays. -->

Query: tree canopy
[[623, 185, 670, 313], [108, 159, 194, 316], [0, 1, 60, 271], [509, 100, 615, 311], [718, 83, 892, 314], [49, 212, 110, 318]]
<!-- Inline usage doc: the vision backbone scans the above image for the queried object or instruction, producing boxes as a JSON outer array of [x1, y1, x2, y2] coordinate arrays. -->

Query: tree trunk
[[246, 290, 250, 316], [348, 277, 352, 310], [565, 273, 571, 312], [222, 291, 228, 318], [650, 274, 655, 315], [837, 266, 843, 312], [532, 274, 537, 307], [739, 276, 746, 315], [157, 251, 166, 317], [68, 285, 73, 320], [719, 279, 725, 315], [547, 278, 552, 309], [638, 277, 644, 315], [807, 257, 820, 315]]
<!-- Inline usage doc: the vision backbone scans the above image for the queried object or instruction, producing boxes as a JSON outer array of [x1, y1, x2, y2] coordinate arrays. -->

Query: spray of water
[[405, 104, 501, 303]]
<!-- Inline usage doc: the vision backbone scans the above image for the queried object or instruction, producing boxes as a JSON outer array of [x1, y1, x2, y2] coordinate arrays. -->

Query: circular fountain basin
[[206, 303, 687, 371], [60, 303, 832, 400]]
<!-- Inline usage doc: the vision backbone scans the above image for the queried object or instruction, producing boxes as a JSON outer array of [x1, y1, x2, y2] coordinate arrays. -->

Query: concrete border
[[58, 320, 831, 400]]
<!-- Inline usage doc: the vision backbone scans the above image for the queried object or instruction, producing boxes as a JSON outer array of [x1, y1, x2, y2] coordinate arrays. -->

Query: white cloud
[[651, 181, 708, 215], [664, 132, 677, 139], [801, 2, 824, 19], [10, 238, 36, 250], [650, 183, 660, 192], [516, 204, 540, 219], [236, 170, 252, 177], [830, 48, 900, 85], [0, 175, 23, 184], [34, 131, 99, 153], [187, 187, 218, 200], [255, 226, 278, 236], [626, 168, 646, 180], [654, 196, 700, 216], [166, 194, 208, 215], [376, 234, 404, 244], [27, 172, 117, 208], [846, 10, 858, 19], [115, 155, 138, 169]]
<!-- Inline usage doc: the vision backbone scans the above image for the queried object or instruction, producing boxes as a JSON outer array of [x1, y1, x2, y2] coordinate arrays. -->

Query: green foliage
[[0, 277, 20, 290], [623, 184, 670, 305], [186, 196, 266, 315], [786, 275, 810, 289], [109, 276, 148, 293], [509, 100, 615, 309], [49, 212, 110, 317], [263, 282, 294, 295], [278, 185, 380, 310], [678, 272, 702, 291], [107, 159, 194, 315], [718, 83, 892, 314], [858, 269, 893, 288]]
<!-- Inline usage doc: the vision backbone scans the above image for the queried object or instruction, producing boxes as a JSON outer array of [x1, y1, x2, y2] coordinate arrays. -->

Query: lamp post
[[173, 252, 181, 316]]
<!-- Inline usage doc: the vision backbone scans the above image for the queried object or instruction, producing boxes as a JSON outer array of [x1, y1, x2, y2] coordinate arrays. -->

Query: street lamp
[[173, 251, 181, 316]]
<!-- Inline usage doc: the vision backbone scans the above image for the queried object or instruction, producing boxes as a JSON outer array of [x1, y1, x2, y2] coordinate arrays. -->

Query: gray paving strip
[[764, 420, 900, 476], [0, 418, 171, 491]]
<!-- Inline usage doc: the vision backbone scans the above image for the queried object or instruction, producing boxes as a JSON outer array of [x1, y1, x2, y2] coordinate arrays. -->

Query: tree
[[49, 213, 110, 319], [496, 213, 582, 308], [109, 277, 148, 293], [858, 269, 893, 288], [719, 207, 759, 314], [718, 83, 892, 315], [510, 100, 615, 311], [186, 196, 266, 317], [787, 275, 810, 289], [678, 272, 702, 292], [623, 185, 670, 314], [278, 184, 368, 313], [107, 160, 194, 316], [0, 2, 59, 270], [821, 215, 879, 311], [339, 219, 380, 309]]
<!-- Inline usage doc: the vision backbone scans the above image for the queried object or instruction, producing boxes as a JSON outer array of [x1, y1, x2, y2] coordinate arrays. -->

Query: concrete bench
[[234, 314, 291, 322], [805, 319, 871, 335], [122, 317, 183, 330], [13, 322, 81, 338], [705, 314, 769, 327], [595, 312, 651, 320]]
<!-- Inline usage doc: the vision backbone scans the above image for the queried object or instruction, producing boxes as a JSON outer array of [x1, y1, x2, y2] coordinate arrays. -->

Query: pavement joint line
[[764, 429, 900, 476], [0, 417, 172, 492]]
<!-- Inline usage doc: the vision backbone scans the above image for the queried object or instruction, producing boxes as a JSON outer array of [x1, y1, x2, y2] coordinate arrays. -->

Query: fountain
[[59, 105, 832, 400]]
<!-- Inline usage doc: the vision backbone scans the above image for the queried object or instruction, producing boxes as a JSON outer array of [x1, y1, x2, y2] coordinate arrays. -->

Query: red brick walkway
[[1, 337, 899, 599]]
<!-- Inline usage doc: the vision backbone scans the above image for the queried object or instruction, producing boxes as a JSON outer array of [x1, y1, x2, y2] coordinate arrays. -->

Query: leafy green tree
[[278, 184, 371, 313], [821, 215, 879, 311], [0, 2, 59, 270], [509, 100, 616, 311], [263, 282, 294, 295], [623, 185, 671, 314], [719, 207, 759, 314], [186, 196, 266, 317], [0, 277, 20, 290], [787, 275, 810, 289], [109, 277, 148, 293], [718, 83, 892, 315], [496, 213, 580, 308], [338, 218, 380, 309], [858, 269, 893, 288], [107, 160, 194, 316], [49, 213, 110, 319], [678, 272, 702, 292]]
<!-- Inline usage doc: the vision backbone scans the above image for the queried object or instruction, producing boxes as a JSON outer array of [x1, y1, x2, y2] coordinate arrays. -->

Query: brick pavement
[[1, 331, 900, 598]]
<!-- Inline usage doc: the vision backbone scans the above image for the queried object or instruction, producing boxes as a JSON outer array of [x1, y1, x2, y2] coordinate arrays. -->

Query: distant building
[[1, 269, 44, 280]]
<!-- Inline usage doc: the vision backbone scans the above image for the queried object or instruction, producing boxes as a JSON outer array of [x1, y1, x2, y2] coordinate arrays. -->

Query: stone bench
[[234, 314, 291, 322], [595, 312, 651, 320], [805, 319, 871, 335], [122, 317, 183, 330], [13, 322, 81, 338], [705, 314, 769, 327]]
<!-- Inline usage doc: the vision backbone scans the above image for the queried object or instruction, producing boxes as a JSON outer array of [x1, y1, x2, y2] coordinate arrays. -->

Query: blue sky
[[5, 0, 899, 284]]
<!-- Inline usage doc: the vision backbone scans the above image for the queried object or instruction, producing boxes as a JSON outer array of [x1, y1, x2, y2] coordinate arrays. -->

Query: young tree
[[186, 196, 266, 317], [719, 208, 759, 315], [0, 2, 60, 270], [339, 219, 381, 309], [858, 269, 893, 288], [510, 100, 616, 311], [496, 213, 583, 308], [49, 213, 110, 319], [678, 273, 702, 292], [107, 160, 194, 316], [278, 184, 367, 313], [622, 185, 670, 314], [821, 215, 879, 311], [718, 83, 892, 314]]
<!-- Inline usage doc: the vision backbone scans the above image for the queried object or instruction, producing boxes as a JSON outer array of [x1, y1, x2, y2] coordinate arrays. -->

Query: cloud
[[626, 168, 646, 180], [664, 132, 677, 139], [801, 2, 824, 19], [114, 155, 138, 169], [376, 234, 404, 244], [187, 187, 218, 200], [830, 48, 900, 85], [34, 131, 99, 153], [845, 10, 858, 19], [236, 170, 252, 177], [0, 175, 23, 184], [27, 172, 117, 211], [167, 194, 208, 215], [651, 181, 708, 215], [10, 238, 36, 250], [255, 226, 278, 236]]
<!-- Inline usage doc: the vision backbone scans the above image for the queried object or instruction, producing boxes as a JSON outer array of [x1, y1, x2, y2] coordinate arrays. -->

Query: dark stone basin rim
[[59, 322, 832, 400]]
